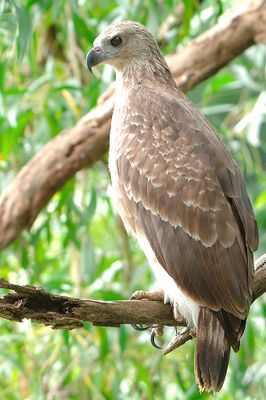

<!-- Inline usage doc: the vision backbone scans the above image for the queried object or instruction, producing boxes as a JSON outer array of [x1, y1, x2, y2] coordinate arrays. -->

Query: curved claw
[[151, 330, 162, 349], [131, 323, 150, 331]]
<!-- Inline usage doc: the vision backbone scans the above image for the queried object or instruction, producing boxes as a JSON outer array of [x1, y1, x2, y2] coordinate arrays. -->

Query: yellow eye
[[111, 36, 122, 46]]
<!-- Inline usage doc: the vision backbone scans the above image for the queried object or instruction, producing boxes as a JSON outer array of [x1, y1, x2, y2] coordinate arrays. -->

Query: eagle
[[86, 21, 258, 392]]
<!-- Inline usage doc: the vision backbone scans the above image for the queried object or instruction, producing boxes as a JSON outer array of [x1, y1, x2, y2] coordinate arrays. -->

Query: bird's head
[[86, 21, 161, 73]]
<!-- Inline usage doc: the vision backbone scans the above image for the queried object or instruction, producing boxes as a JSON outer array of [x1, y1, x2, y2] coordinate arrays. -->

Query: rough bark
[[0, 255, 265, 330], [0, 0, 266, 250]]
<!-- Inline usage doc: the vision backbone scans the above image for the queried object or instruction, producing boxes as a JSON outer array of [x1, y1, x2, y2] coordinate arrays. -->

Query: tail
[[195, 308, 231, 392]]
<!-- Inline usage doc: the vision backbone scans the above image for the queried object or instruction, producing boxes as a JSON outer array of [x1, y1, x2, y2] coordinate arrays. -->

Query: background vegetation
[[0, 0, 265, 399]]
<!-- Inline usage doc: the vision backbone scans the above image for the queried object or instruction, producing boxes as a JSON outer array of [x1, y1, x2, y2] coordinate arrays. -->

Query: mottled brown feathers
[[95, 20, 259, 392], [115, 83, 257, 390]]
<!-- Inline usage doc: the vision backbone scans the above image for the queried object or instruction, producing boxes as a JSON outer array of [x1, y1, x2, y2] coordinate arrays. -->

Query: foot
[[130, 289, 165, 343], [130, 289, 164, 302], [130, 289, 195, 355]]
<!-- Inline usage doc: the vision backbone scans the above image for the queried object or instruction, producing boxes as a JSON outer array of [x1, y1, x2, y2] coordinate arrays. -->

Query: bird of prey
[[86, 21, 258, 392]]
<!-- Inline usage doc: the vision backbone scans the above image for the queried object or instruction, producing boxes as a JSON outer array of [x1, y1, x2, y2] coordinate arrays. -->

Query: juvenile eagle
[[86, 21, 258, 392]]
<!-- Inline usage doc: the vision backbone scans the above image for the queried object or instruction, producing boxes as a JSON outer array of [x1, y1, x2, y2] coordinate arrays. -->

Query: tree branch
[[0, 0, 265, 250], [0, 255, 265, 330]]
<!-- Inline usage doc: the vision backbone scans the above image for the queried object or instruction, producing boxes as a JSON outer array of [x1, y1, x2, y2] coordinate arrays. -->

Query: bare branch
[[253, 253, 266, 301], [0, 278, 182, 329], [0, 255, 265, 330], [0, 0, 266, 250]]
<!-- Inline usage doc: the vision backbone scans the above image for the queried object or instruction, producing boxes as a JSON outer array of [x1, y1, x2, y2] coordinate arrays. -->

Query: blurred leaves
[[0, 0, 266, 399], [14, 2, 31, 63]]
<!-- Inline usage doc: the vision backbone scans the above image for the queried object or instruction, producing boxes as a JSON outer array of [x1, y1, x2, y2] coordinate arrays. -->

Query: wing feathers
[[137, 204, 251, 316], [114, 84, 258, 319]]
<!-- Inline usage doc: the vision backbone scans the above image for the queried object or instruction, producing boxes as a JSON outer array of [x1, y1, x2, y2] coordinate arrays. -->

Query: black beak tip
[[86, 53, 93, 73], [86, 46, 103, 74]]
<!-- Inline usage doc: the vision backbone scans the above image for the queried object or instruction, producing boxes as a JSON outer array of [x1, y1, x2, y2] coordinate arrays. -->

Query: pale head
[[86, 21, 169, 80]]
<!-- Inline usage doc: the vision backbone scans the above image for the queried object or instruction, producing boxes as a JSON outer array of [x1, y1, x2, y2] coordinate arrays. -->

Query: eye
[[111, 36, 122, 47]]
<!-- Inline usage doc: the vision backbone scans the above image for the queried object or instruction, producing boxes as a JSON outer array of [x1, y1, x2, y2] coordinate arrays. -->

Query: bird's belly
[[137, 231, 200, 328]]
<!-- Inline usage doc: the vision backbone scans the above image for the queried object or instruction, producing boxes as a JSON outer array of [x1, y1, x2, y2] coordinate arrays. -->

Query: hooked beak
[[86, 46, 104, 73]]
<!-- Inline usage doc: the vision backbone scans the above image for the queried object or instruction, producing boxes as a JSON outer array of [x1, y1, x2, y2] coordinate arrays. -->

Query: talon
[[130, 290, 148, 300], [151, 330, 162, 349], [131, 323, 150, 331]]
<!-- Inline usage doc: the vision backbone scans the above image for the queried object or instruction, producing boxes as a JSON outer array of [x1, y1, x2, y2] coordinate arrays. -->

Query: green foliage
[[0, 0, 265, 399]]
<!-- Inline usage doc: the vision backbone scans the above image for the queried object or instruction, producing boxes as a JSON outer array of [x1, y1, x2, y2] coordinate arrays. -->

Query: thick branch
[[0, 256, 265, 329], [0, 0, 266, 250], [0, 278, 181, 329]]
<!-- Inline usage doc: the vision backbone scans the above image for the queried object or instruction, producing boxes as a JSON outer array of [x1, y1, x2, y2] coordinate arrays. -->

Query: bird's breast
[[109, 115, 139, 236]]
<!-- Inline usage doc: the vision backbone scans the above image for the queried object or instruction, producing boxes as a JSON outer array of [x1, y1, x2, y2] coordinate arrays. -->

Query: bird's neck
[[115, 55, 176, 92]]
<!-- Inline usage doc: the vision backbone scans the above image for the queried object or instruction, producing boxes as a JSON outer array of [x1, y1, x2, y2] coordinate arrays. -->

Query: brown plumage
[[86, 21, 258, 392]]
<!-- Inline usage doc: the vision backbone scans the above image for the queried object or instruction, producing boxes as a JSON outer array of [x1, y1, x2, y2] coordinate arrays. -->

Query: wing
[[116, 84, 258, 318]]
